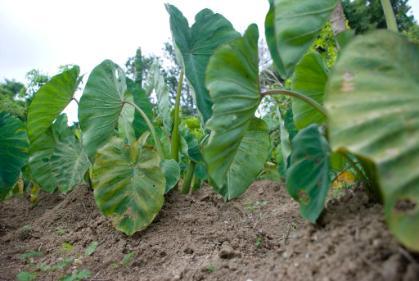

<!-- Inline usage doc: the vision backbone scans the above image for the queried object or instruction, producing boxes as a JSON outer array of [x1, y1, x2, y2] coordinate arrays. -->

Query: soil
[[1, 181, 419, 281]]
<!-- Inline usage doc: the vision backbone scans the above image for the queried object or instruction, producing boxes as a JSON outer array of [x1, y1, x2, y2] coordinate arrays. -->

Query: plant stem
[[342, 152, 369, 184], [181, 161, 196, 194], [380, 0, 398, 32], [261, 89, 328, 118], [125, 101, 164, 158], [191, 175, 201, 191], [171, 70, 184, 161]]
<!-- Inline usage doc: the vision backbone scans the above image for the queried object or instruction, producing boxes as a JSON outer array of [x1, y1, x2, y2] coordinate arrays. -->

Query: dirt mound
[[1, 181, 418, 281]]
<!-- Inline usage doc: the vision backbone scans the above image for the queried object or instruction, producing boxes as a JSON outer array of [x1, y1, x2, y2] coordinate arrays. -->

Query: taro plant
[[200, 0, 419, 251], [0, 1, 417, 252]]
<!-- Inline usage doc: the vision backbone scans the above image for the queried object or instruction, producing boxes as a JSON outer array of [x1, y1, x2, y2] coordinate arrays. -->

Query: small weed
[[19, 251, 43, 263], [18, 225, 32, 240], [244, 200, 268, 213], [121, 251, 135, 267], [16, 271, 37, 281], [206, 264, 216, 273], [59, 269, 91, 281], [84, 241, 98, 257], [38, 257, 74, 272], [55, 227, 66, 236], [110, 251, 136, 269], [255, 235, 263, 248], [61, 242, 74, 253]]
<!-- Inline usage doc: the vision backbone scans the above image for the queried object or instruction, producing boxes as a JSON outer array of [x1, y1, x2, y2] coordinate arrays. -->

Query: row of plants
[[0, 0, 418, 251]]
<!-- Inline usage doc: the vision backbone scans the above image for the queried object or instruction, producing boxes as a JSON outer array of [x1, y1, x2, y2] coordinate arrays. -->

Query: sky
[[0, 0, 268, 82], [0, 0, 418, 122]]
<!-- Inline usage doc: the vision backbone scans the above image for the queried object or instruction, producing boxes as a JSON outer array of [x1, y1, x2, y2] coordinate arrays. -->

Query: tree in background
[[0, 69, 49, 120], [161, 42, 195, 115], [125, 47, 158, 88], [25, 69, 49, 98], [0, 80, 27, 119], [125, 43, 196, 116], [342, 0, 415, 33]]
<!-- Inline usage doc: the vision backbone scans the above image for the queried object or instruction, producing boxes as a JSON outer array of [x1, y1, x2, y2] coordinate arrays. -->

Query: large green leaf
[[118, 91, 136, 144], [29, 114, 76, 193], [79, 60, 127, 157], [265, 0, 337, 78], [145, 62, 172, 134], [166, 4, 240, 123], [93, 137, 165, 235], [292, 52, 328, 129], [277, 108, 291, 168], [28, 128, 57, 192], [127, 78, 153, 138], [216, 118, 270, 200], [161, 159, 180, 193], [325, 30, 419, 251], [0, 113, 29, 199], [287, 125, 331, 223], [181, 127, 203, 163], [50, 137, 91, 193], [27, 66, 80, 142], [204, 25, 266, 200]]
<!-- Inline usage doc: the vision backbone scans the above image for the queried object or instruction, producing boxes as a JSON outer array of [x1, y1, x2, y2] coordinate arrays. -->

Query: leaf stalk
[[261, 89, 328, 118], [171, 70, 184, 161], [125, 101, 164, 158]]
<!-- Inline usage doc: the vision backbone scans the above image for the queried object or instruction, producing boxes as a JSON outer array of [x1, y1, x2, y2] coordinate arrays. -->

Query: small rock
[[382, 254, 403, 281], [183, 247, 194, 255], [219, 243, 239, 259], [403, 263, 419, 281]]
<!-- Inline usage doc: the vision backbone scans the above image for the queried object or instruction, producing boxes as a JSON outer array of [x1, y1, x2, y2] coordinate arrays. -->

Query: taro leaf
[[166, 4, 240, 123], [161, 159, 180, 193], [181, 127, 203, 163], [286, 124, 330, 223], [195, 162, 208, 181], [52, 114, 74, 141], [212, 118, 270, 200], [292, 52, 328, 129], [127, 78, 153, 138], [93, 137, 165, 235], [50, 137, 91, 193], [145, 62, 172, 133], [79, 60, 127, 157], [325, 30, 419, 251], [265, 0, 338, 78], [27, 66, 80, 142], [204, 25, 267, 200], [29, 114, 74, 193], [0, 113, 29, 199], [28, 128, 57, 192], [118, 90, 136, 144], [277, 108, 291, 168]]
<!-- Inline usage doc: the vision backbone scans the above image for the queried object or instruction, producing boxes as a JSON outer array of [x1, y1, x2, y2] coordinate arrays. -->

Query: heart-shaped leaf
[[287, 124, 331, 223], [292, 52, 328, 129], [0, 113, 29, 199], [79, 60, 128, 157], [50, 137, 91, 193], [27, 66, 80, 142], [161, 159, 180, 193], [204, 25, 269, 200], [166, 4, 240, 123], [28, 128, 57, 192], [93, 137, 165, 235], [265, 0, 337, 78], [127, 78, 153, 139], [29, 114, 74, 192], [325, 30, 419, 251], [145, 62, 172, 134]]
